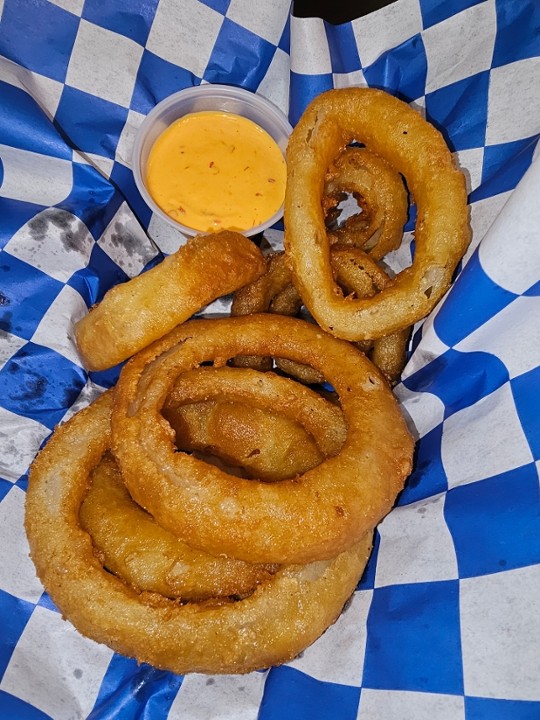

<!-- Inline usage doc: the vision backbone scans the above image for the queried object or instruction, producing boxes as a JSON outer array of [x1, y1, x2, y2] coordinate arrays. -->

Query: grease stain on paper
[[28, 209, 89, 253], [109, 221, 150, 260]]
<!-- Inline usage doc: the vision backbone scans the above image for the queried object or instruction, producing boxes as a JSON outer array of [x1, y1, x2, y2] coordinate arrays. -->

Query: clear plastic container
[[132, 84, 293, 237]]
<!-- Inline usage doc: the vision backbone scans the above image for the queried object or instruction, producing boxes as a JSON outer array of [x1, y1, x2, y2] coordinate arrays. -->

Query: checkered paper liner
[[0, 0, 539, 718]]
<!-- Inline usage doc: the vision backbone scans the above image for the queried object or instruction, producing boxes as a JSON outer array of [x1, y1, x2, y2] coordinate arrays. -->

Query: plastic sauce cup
[[132, 85, 293, 237]]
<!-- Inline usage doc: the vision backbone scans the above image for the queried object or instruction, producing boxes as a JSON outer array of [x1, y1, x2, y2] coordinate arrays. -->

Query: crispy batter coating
[[81, 391, 342, 601], [230, 251, 292, 372], [324, 147, 408, 259], [284, 87, 470, 340], [111, 315, 414, 564], [329, 247, 411, 385], [232, 249, 410, 385], [75, 231, 265, 371], [80, 454, 277, 601], [26, 392, 374, 675], [163, 367, 346, 460], [165, 399, 329, 481]]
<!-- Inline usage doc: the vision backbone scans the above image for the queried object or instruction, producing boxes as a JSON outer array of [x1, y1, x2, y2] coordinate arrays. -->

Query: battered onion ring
[[369, 329, 410, 386], [163, 367, 346, 462], [74, 231, 265, 371], [284, 87, 470, 340], [165, 399, 331, 481], [329, 247, 411, 385], [324, 147, 408, 259], [80, 453, 277, 601], [111, 315, 414, 564], [81, 393, 336, 599], [232, 249, 410, 385], [26, 392, 373, 674], [269, 282, 303, 316], [230, 252, 292, 372]]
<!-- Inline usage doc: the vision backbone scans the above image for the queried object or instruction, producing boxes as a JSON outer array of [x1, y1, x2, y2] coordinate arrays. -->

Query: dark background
[[293, 0, 396, 24]]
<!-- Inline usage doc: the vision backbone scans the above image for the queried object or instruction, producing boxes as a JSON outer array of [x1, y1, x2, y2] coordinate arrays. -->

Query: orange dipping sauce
[[145, 110, 287, 233]]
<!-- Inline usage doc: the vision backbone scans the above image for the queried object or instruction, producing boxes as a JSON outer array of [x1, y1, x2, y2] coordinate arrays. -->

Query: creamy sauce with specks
[[146, 111, 287, 233]]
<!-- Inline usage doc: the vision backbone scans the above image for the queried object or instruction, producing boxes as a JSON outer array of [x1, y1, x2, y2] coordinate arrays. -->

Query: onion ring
[[324, 147, 408, 259], [26, 392, 374, 674], [164, 398, 331, 481], [328, 247, 411, 385], [80, 453, 277, 601], [162, 366, 346, 462], [230, 252, 292, 372], [80, 391, 338, 599], [111, 315, 414, 564], [231, 249, 410, 385], [284, 87, 470, 340], [74, 231, 265, 371]]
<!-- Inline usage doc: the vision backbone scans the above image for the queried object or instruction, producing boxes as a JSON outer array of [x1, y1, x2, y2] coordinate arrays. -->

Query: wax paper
[[0, 1, 539, 718]]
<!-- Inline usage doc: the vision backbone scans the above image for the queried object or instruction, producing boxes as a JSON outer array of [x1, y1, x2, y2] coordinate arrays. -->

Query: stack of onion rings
[[26, 392, 374, 674], [24, 86, 472, 676], [111, 315, 413, 565]]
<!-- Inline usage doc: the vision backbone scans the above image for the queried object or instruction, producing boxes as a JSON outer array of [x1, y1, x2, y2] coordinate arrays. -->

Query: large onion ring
[[284, 87, 470, 340], [81, 389, 341, 600], [111, 315, 414, 564], [75, 231, 265, 371], [26, 392, 373, 674]]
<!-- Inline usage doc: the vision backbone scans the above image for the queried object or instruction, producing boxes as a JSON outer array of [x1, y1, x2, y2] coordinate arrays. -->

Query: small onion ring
[[26, 392, 373, 675], [328, 247, 411, 385], [163, 367, 346, 464], [75, 231, 265, 371], [284, 87, 470, 340], [232, 249, 410, 385], [111, 315, 414, 564], [324, 147, 408, 259], [80, 453, 278, 601], [165, 399, 331, 481], [230, 252, 292, 372]]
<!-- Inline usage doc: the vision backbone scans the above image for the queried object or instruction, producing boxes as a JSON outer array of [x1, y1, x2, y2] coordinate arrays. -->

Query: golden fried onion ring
[[329, 247, 411, 385], [80, 453, 277, 601], [230, 251, 293, 373], [164, 399, 331, 481], [81, 391, 342, 601], [75, 231, 265, 371], [232, 249, 410, 385], [324, 147, 408, 259], [163, 366, 346, 464], [26, 392, 373, 674], [284, 87, 470, 340], [111, 315, 413, 564]]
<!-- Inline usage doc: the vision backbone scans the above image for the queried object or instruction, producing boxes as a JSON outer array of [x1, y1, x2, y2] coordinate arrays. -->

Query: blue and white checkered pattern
[[0, 0, 539, 718]]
